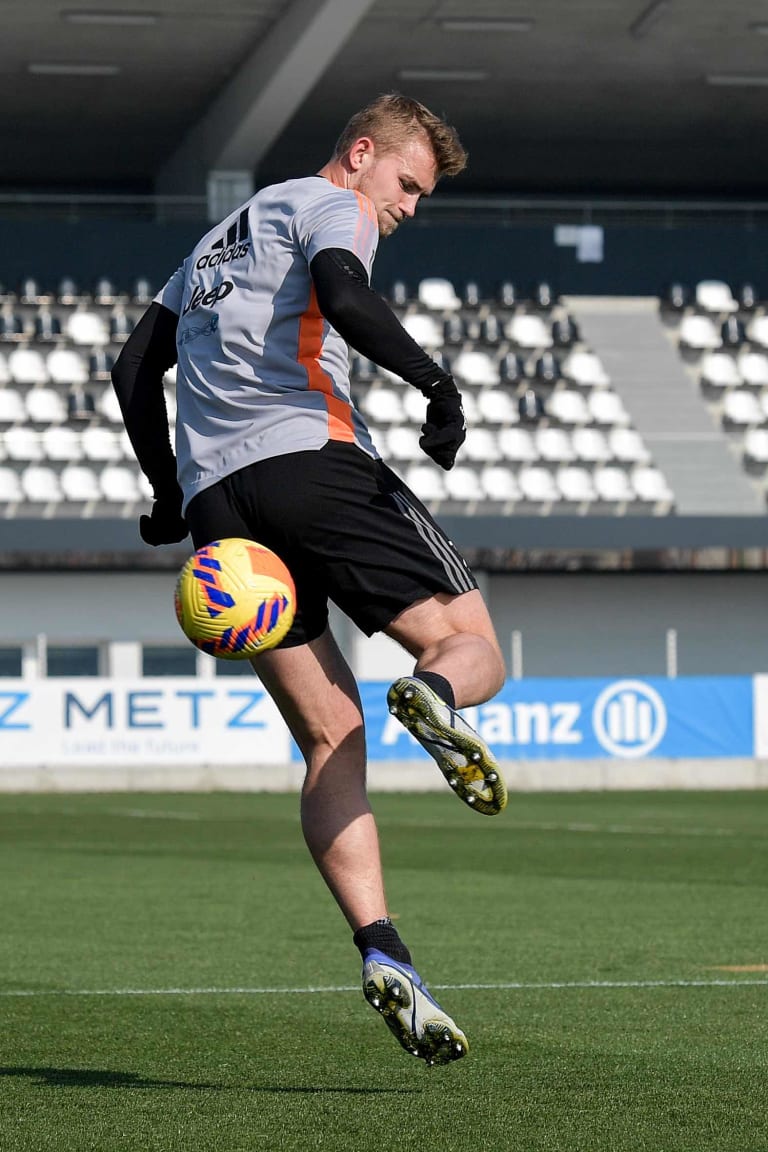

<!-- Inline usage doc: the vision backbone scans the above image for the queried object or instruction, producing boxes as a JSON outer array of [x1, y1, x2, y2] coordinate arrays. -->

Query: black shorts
[[185, 442, 478, 647]]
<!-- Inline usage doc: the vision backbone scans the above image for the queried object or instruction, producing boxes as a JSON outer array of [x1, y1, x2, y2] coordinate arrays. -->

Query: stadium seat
[[443, 314, 466, 346], [737, 283, 759, 312], [481, 315, 502, 345], [93, 277, 119, 305], [385, 426, 422, 461], [65, 307, 109, 346], [0, 310, 24, 340], [0, 466, 23, 502], [498, 352, 525, 386], [571, 426, 612, 464], [593, 466, 636, 503], [21, 464, 62, 503], [18, 277, 48, 305], [695, 280, 738, 313], [608, 427, 652, 465], [678, 314, 721, 351], [41, 425, 83, 462], [88, 348, 116, 380], [699, 352, 742, 391], [47, 347, 89, 386], [8, 346, 48, 385], [742, 427, 768, 470], [25, 387, 68, 424], [498, 426, 538, 463], [556, 465, 597, 503], [417, 278, 461, 311], [462, 427, 501, 463], [738, 351, 768, 389], [67, 388, 97, 422], [4, 427, 44, 461], [164, 387, 177, 424], [402, 312, 442, 348], [389, 280, 408, 307], [546, 389, 590, 425], [720, 315, 746, 348], [59, 463, 101, 502], [0, 352, 10, 386], [561, 349, 610, 388], [100, 464, 141, 502], [97, 387, 124, 424], [452, 349, 499, 387], [497, 281, 517, 309], [462, 281, 481, 309], [517, 465, 560, 503], [588, 390, 630, 426], [57, 276, 82, 304], [517, 388, 546, 423], [747, 315, 768, 350], [535, 427, 575, 464], [722, 389, 763, 427], [132, 277, 154, 304], [80, 426, 123, 461], [480, 465, 521, 504], [506, 313, 552, 349], [443, 465, 484, 501], [360, 387, 404, 425], [551, 316, 579, 347], [661, 282, 690, 312], [531, 350, 562, 384], [531, 282, 558, 310], [403, 464, 446, 503], [401, 388, 426, 423], [631, 466, 674, 505], [476, 388, 519, 425], [34, 311, 62, 342], [0, 387, 26, 424], [109, 309, 135, 342]]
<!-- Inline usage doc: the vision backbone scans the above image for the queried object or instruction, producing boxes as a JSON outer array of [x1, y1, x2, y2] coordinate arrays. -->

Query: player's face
[[357, 136, 437, 237]]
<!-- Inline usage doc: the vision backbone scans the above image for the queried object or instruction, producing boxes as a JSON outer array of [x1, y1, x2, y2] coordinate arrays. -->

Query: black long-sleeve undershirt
[[310, 247, 449, 394]]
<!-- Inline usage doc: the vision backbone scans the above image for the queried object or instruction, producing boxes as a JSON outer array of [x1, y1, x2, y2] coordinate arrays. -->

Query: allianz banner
[[361, 676, 755, 761], [0, 675, 755, 767]]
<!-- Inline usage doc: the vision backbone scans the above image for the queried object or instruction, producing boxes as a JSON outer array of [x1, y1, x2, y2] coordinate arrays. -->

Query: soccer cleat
[[362, 950, 468, 1067], [387, 676, 508, 816]]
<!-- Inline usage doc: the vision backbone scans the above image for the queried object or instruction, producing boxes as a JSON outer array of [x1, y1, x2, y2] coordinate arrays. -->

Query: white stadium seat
[[451, 350, 499, 387], [100, 465, 142, 502], [8, 346, 48, 385], [25, 387, 68, 424], [443, 465, 484, 501], [385, 426, 422, 461], [64, 307, 110, 346], [21, 465, 62, 503], [60, 464, 101, 502], [695, 280, 738, 313], [480, 465, 521, 503], [0, 466, 23, 502], [631, 466, 674, 504], [517, 465, 560, 503], [588, 390, 630, 426], [743, 427, 768, 467], [0, 387, 26, 423], [571, 426, 612, 463], [546, 389, 590, 425], [699, 352, 742, 390], [41, 425, 83, 462], [608, 427, 652, 465], [404, 464, 446, 502], [476, 388, 519, 425], [506, 313, 552, 349], [593, 466, 636, 502], [534, 427, 576, 464], [401, 312, 442, 348], [746, 315, 768, 350], [498, 426, 537, 463], [722, 389, 763, 426], [462, 427, 501, 463], [97, 386, 124, 424], [46, 347, 89, 386], [4, 426, 44, 461], [401, 388, 426, 422], [417, 278, 461, 311], [738, 351, 768, 389], [80, 426, 123, 461], [678, 313, 721, 351], [556, 465, 597, 503], [360, 387, 404, 425], [561, 350, 610, 388]]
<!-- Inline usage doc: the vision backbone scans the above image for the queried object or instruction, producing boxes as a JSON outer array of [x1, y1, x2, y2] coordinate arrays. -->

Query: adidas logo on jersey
[[196, 207, 251, 270]]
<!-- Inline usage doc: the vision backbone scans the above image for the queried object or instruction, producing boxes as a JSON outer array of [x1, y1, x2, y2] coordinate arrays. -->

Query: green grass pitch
[[1, 789, 767, 1151]]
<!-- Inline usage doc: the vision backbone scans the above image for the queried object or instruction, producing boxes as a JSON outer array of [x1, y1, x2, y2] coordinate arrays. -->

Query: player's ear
[[349, 136, 374, 171]]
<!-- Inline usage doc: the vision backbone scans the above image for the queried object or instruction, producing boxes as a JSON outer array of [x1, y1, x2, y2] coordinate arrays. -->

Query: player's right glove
[[140, 483, 188, 546], [419, 375, 466, 470]]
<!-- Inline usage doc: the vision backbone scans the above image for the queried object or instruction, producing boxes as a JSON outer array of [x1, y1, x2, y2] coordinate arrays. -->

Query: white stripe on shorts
[[390, 489, 475, 594]]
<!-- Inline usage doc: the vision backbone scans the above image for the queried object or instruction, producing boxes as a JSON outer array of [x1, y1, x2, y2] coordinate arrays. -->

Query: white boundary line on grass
[[2, 977, 768, 999]]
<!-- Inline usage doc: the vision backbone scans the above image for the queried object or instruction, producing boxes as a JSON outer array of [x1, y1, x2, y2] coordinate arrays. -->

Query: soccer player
[[112, 93, 507, 1066]]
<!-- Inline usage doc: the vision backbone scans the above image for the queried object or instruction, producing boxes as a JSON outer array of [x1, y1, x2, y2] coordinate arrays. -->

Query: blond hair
[[333, 93, 467, 179]]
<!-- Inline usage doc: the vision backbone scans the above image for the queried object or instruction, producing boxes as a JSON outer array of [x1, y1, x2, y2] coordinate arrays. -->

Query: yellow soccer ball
[[175, 537, 296, 660]]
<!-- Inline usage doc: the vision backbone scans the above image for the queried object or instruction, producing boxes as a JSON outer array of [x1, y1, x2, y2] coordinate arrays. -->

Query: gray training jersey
[[155, 176, 381, 512]]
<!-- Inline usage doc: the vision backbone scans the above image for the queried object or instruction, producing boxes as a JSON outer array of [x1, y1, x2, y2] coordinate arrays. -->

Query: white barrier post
[[666, 628, 678, 679], [511, 630, 523, 680]]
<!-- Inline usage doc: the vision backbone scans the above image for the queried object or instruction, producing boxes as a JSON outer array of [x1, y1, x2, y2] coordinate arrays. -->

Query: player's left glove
[[140, 483, 188, 546], [419, 376, 466, 471]]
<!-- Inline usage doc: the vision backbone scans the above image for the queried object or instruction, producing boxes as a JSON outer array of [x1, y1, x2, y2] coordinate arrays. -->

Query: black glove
[[419, 376, 466, 470], [140, 485, 188, 546]]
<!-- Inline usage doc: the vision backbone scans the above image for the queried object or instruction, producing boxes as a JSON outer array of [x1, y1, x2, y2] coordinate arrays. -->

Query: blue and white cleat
[[362, 950, 469, 1067], [387, 676, 508, 816]]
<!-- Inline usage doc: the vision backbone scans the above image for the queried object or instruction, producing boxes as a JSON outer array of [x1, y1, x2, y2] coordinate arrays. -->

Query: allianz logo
[[381, 679, 667, 758]]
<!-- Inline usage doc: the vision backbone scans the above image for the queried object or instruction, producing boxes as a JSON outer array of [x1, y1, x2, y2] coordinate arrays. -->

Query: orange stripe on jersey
[[352, 190, 378, 255], [297, 284, 355, 442]]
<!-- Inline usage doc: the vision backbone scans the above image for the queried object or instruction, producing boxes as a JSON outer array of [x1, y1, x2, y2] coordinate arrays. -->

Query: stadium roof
[[3, 0, 768, 199]]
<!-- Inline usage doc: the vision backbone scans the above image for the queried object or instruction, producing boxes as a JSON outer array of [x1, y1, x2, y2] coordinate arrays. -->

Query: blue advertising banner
[[356, 676, 754, 761]]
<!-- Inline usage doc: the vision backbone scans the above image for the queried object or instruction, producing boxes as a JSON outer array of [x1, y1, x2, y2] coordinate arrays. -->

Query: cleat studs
[[469, 751, 482, 763], [448, 775, 459, 788], [487, 771, 498, 783], [388, 706, 397, 715], [466, 794, 476, 805], [403, 689, 414, 701]]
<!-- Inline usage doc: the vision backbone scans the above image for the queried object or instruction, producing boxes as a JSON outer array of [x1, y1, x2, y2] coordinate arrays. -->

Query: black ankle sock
[[353, 918, 412, 965], [414, 670, 455, 710]]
